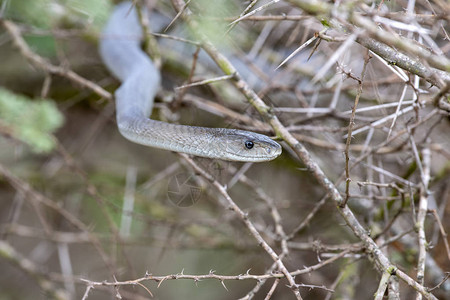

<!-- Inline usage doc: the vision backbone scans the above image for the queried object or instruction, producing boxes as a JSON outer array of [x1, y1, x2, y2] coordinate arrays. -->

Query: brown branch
[[179, 153, 303, 299], [1, 19, 112, 100], [167, 1, 440, 299]]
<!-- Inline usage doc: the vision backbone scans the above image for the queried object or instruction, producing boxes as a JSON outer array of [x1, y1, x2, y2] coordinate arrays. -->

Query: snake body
[[99, 2, 281, 162]]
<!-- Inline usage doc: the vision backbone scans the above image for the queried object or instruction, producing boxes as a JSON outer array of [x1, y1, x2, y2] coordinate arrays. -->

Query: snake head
[[221, 129, 282, 162]]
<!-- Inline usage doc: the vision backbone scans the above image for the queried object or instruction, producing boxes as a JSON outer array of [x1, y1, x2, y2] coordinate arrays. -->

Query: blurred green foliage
[[190, 0, 239, 47], [5, 0, 54, 28], [3, 0, 111, 56], [0, 88, 63, 153], [4, 0, 111, 27]]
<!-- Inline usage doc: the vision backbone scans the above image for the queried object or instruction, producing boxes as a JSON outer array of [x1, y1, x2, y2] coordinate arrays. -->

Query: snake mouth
[[268, 145, 283, 156], [264, 144, 283, 160], [259, 138, 282, 159]]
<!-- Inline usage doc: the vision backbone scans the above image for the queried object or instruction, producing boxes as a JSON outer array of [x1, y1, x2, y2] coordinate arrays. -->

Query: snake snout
[[264, 141, 282, 159]]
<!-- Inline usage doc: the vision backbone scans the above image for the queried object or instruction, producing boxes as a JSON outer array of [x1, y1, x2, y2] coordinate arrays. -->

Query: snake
[[99, 2, 282, 162]]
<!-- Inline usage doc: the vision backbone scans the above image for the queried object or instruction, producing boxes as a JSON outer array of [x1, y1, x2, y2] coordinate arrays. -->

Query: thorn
[[287, 283, 300, 290], [157, 276, 168, 288], [221, 280, 229, 291]]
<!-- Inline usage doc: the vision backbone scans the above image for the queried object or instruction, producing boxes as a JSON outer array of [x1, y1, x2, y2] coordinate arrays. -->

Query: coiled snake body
[[99, 2, 281, 162]]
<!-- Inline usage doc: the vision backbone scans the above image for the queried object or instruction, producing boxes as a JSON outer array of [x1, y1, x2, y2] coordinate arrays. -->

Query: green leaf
[[0, 88, 64, 153]]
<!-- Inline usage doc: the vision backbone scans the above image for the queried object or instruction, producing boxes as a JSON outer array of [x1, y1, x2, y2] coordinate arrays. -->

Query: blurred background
[[0, 0, 449, 299]]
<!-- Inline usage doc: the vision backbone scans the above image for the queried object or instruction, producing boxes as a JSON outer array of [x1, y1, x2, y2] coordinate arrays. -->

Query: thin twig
[[179, 153, 303, 299], [416, 143, 431, 300], [1, 19, 112, 100], [343, 51, 369, 207]]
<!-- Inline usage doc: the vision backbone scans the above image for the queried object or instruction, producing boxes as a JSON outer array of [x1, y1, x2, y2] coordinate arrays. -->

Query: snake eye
[[244, 140, 254, 149]]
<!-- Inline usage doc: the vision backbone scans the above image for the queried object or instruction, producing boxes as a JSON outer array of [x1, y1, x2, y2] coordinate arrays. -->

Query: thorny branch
[[168, 0, 445, 299], [179, 154, 304, 300]]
